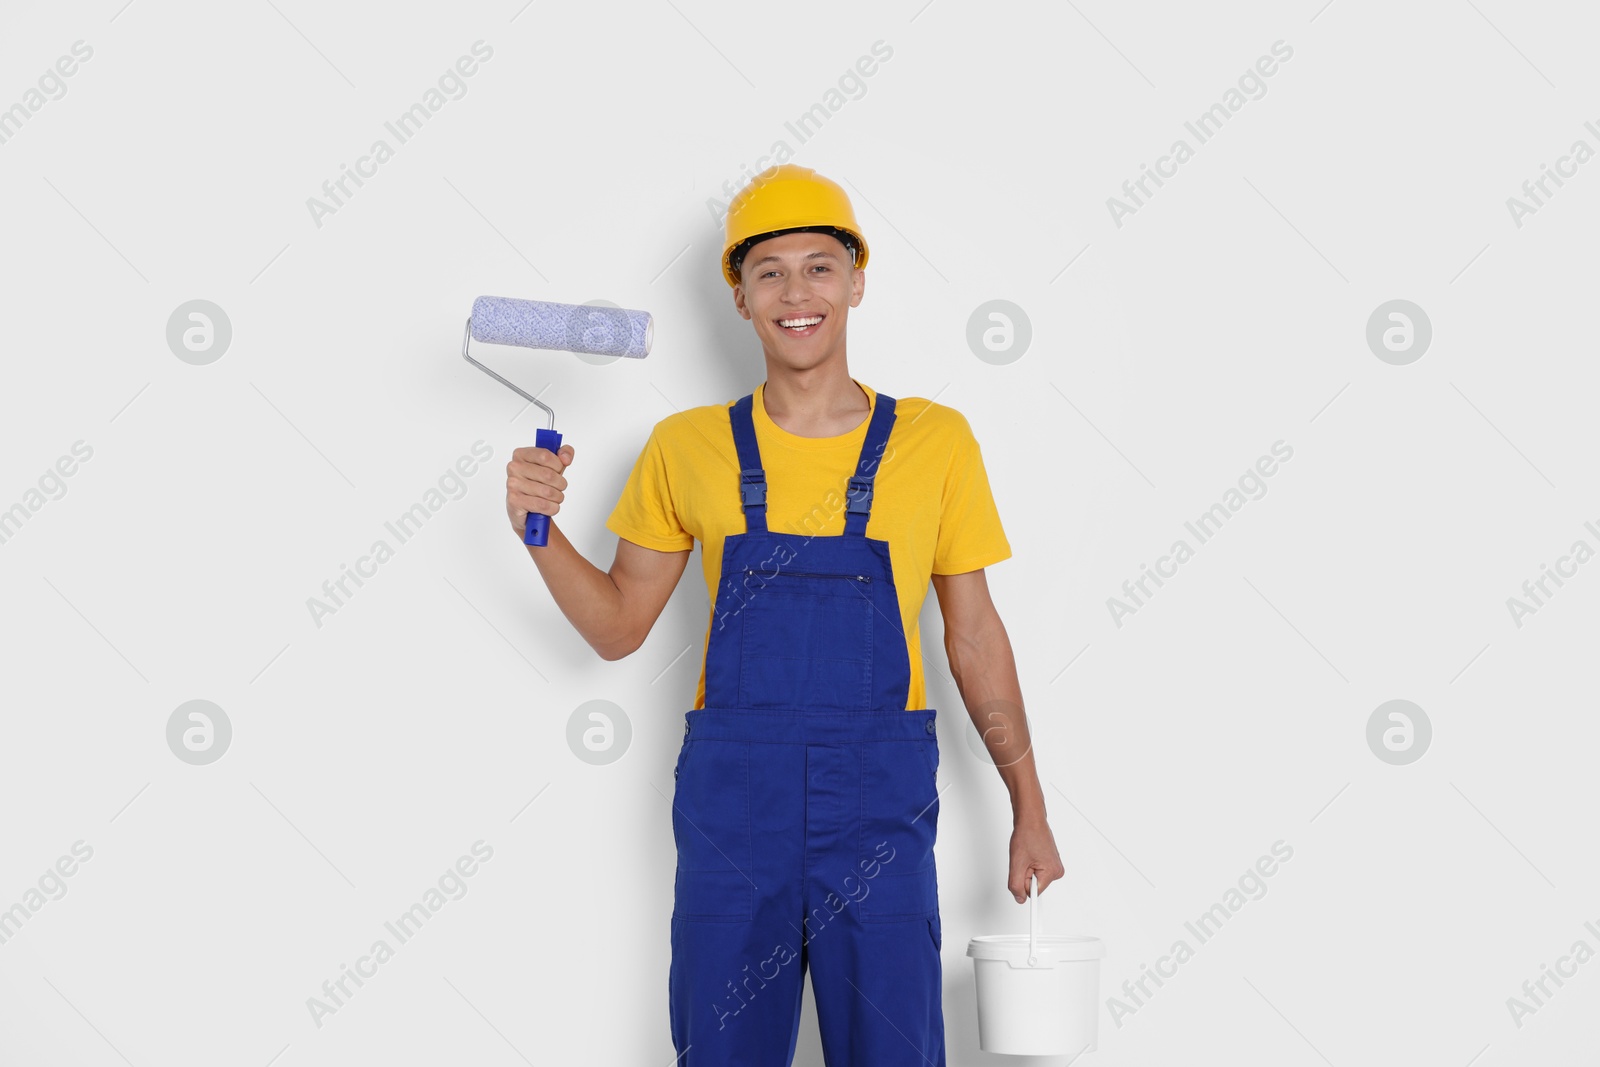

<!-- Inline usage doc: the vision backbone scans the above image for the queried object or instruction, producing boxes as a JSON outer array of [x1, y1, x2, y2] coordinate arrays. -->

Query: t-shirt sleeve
[[605, 422, 696, 552], [932, 409, 1012, 574]]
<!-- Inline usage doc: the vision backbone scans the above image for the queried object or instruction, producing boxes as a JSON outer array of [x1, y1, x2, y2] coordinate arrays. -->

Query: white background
[[2, 1, 1598, 1064]]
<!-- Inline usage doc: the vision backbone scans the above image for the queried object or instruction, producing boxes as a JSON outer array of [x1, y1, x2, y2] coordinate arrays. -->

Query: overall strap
[[844, 393, 897, 537], [729, 394, 767, 533]]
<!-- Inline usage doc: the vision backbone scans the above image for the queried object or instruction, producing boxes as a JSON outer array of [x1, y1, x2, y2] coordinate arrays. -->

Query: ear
[[848, 266, 865, 308], [733, 283, 752, 320]]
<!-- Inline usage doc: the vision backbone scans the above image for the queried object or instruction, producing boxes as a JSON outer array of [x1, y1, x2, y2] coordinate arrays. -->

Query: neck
[[760, 358, 869, 437]]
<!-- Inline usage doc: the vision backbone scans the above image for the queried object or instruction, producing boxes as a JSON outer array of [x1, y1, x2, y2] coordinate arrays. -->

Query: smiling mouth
[[776, 314, 825, 337]]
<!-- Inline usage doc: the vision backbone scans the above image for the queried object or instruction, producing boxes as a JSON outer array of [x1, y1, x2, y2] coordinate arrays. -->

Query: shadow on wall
[[679, 209, 778, 398]]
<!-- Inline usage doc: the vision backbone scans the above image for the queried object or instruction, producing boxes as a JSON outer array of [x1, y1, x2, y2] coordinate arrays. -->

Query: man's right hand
[[506, 442, 576, 541], [504, 443, 691, 662]]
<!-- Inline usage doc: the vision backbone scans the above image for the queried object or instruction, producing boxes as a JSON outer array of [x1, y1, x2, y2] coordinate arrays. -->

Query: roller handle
[[523, 427, 564, 547]]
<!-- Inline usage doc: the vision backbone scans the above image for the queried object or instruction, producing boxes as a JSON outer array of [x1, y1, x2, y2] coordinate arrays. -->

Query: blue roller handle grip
[[524, 427, 564, 547]]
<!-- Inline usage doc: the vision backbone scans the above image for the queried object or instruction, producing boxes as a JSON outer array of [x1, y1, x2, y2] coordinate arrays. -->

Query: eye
[[812, 265, 830, 272]]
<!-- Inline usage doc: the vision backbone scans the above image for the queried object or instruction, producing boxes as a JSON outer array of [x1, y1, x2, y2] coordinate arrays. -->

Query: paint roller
[[461, 295, 653, 546]]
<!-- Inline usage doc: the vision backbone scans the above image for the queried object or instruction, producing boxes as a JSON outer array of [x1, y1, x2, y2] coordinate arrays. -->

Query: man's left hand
[[1009, 819, 1066, 902]]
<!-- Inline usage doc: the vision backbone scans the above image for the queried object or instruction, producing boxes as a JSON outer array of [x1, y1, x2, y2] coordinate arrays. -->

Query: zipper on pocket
[[743, 568, 870, 582]]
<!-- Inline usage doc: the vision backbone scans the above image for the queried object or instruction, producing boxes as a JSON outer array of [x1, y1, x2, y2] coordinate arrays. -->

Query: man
[[504, 164, 1064, 1066]]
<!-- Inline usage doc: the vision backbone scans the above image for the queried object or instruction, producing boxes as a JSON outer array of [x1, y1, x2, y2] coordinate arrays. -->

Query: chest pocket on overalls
[[736, 569, 874, 712]]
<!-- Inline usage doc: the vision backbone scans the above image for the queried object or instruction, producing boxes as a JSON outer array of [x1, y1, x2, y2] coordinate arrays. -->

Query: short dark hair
[[731, 226, 857, 281]]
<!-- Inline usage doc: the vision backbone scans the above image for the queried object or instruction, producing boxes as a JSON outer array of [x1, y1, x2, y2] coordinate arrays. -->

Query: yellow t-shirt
[[605, 378, 1011, 711]]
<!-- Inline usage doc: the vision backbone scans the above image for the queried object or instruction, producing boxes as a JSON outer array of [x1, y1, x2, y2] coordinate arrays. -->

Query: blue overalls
[[668, 391, 946, 1066]]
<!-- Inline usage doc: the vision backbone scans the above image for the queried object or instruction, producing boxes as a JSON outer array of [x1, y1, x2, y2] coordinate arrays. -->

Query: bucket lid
[[965, 874, 1104, 964], [966, 934, 1105, 962]]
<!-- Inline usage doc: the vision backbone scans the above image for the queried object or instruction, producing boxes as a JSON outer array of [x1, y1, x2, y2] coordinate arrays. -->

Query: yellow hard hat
[[721, 164, 869, 289]]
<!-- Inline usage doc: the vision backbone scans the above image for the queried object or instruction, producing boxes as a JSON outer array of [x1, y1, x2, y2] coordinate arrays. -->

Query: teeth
[[779, 316, 823, 328]]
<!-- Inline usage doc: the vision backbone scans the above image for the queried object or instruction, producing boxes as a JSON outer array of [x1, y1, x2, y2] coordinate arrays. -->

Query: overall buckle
[[845, 474, 874, 515], [740, 468, 767, 507]]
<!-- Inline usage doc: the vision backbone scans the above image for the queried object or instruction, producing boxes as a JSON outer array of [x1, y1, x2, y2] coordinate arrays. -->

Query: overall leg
[[805, 737, 946, 1067], [669, 735, 809, 1066]]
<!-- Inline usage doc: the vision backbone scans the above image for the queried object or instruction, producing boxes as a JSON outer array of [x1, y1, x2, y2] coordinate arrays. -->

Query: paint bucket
[[966, 873, 1104, 1057]]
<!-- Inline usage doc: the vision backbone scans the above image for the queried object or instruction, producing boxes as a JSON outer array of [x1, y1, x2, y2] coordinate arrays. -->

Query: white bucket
[[966, 873, 1105, 1057]]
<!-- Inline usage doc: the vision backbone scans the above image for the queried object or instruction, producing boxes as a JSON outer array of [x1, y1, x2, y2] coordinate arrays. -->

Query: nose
[[779, 268, 809, 304]]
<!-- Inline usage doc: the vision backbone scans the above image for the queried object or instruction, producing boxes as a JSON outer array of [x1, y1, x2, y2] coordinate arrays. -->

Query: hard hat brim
[[724, 225, 869, 288]]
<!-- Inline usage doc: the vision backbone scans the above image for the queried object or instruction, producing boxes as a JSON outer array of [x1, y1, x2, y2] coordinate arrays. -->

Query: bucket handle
[[1027, 871, 1040, 966]]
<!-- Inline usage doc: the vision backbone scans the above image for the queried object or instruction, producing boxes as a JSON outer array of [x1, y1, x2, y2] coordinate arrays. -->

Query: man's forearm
[[525, 520, 632, 659], [945, 615, 1049, 825]]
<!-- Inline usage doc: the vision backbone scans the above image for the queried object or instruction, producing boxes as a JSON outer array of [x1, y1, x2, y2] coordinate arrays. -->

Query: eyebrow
[[747, 249, 841, 270]]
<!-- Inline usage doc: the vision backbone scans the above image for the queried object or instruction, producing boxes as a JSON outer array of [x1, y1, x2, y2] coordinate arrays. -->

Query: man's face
[[732, 231, 864, 371]]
